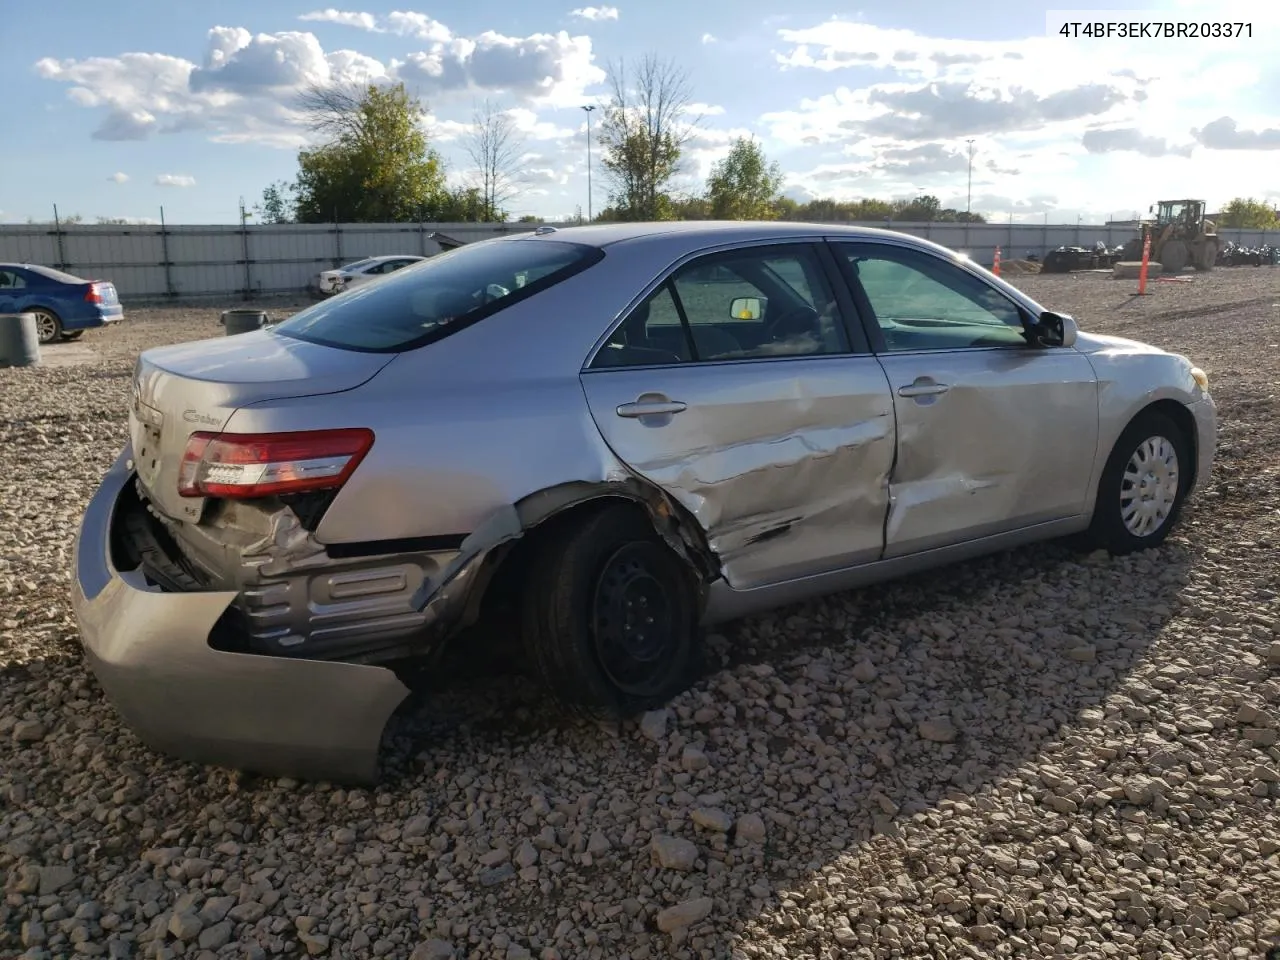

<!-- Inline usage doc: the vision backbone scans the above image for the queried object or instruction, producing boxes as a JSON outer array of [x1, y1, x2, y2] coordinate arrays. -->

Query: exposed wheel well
[[481, 495, 689, 614]]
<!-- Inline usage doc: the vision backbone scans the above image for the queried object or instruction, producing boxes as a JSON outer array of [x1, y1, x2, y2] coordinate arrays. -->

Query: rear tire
[[1080, 410, 1191, 555], [29, 308, 62, 344], [521, 504, 702, 720]]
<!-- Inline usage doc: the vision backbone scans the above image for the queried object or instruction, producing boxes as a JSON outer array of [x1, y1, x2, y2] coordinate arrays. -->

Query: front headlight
[[1190, 366, 1209, 390]]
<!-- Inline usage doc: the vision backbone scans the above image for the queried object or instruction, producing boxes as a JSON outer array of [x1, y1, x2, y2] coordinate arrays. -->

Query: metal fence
[[1, 219, 1275, 301]]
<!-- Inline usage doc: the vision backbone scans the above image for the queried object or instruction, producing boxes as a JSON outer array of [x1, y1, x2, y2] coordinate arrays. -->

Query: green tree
[[705, 136, 783, 220], [597, 54, 698, 221], [254, 181, 295, 223], [292, 81, 448, 223], [1218, 197, 1279, 228], [427, 186, 490, 222]]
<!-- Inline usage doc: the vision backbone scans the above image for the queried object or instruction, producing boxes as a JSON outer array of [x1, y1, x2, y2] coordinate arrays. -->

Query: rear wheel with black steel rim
[[521, 504, 701, 719]]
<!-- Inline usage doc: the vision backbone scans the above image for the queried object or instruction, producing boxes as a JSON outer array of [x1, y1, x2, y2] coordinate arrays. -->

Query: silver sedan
[[71, 222, 1216, 783]]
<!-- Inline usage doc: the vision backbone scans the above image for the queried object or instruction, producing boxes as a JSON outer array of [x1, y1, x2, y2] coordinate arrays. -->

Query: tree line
[[249, 55, 989, 227]]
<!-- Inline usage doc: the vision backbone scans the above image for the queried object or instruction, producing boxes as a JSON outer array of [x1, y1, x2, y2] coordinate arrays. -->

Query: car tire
[[1081, 410, 1191, 555], [28, 308, 62, 344], [521, 503, 702, 720]]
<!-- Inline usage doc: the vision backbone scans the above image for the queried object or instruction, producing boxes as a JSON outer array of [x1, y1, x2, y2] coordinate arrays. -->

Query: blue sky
[[5, 0, 1279, 224]]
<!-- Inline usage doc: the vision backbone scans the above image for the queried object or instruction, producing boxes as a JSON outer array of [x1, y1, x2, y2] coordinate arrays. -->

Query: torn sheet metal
[[580, 357, 897, 589]]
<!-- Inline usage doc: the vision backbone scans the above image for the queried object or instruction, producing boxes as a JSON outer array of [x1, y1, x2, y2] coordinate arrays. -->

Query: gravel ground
[[3, 270, 1280, 960]]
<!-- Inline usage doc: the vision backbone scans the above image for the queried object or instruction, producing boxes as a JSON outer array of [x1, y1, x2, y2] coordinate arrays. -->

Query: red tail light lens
[[84, 283, 103, 303], [178, 428, 375, 499]]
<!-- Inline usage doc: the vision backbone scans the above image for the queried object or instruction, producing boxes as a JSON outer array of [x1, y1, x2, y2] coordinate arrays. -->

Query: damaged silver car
[[71, 222, 1216, 783]]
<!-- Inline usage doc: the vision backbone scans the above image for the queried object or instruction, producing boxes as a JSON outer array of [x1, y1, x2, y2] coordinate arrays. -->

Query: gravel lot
[[3, 270, 1280, 960]]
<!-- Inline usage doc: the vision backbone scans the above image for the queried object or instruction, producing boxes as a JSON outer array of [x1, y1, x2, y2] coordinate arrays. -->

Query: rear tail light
[[178, 428, 375, 499], [85, 283, 103, 303]]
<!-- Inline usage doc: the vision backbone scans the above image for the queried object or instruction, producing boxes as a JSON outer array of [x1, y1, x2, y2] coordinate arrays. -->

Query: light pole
[[582, 104, 596, 222], [965, 139, 975, 217]]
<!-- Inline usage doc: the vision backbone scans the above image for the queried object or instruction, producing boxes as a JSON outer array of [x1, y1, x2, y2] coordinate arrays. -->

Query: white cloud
[[386, 12, 453, 42], [391, 30, 604, 108], [155, 174, 196, 187], [570, 6, 619, 20], [108, 172, 129, 183], [686, 102, 725, 117], [298, 9, 378, 31], [701, 33, 717, 44], [34, 17, 605, 149], [767, 17, 1280, 150]]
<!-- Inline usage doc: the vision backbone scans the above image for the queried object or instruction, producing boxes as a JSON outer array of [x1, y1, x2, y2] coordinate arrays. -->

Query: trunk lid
[[129, 329, 395, 522]]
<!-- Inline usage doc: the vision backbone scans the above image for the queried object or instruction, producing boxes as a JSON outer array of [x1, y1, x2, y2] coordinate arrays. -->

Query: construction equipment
[[1120, 200, 1218, 273]]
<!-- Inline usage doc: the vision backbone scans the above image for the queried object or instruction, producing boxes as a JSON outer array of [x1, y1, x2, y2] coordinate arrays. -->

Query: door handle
[[897, 381, 950, 398], [616, 399, 687, 418]]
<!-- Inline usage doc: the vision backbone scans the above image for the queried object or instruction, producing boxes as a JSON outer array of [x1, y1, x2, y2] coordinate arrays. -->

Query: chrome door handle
[[616, 399, 687, 418], [898, 382, 950, 398]]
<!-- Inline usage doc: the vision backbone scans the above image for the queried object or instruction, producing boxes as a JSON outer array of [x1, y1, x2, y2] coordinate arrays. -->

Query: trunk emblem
[[183, 410, 222, 427]]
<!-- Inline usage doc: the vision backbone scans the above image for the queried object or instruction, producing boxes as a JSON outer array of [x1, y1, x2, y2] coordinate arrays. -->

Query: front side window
[[274, 238, 602, 352], [589, 243, 851, 369], [835, 243, 1029, 352]]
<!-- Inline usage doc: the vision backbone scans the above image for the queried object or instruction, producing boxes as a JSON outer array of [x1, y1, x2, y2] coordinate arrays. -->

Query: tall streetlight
[[582, 104, 596, 222], [965, 139, 975, 217]]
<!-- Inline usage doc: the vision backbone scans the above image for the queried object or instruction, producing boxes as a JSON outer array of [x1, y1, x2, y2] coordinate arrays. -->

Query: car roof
[[523, 220, 905, 244], [0, 262, 87, 283], [504, 220, 931, 254]]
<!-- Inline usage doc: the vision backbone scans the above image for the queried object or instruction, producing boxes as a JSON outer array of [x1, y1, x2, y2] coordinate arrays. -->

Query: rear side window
[[274, 238, 603, 352]]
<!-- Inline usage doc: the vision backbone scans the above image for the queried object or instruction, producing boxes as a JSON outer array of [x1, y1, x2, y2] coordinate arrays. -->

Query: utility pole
[[965, 139, 975, 217], [582, 105, 596, 222]]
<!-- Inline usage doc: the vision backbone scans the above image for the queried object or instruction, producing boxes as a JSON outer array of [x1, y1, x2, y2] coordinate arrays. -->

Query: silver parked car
[[71, 222, 1216, 783]]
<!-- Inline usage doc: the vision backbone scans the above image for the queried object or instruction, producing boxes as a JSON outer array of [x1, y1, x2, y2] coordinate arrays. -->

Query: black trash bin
[[221, 309, 268, 335]]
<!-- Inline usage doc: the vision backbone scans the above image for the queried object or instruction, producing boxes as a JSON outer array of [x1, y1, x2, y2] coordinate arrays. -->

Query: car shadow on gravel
[[373, 529, 1198, 943]]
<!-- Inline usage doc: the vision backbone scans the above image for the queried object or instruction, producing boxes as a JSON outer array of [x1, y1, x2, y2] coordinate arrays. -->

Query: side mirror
[[729, 296, 764, 320], [1034, 310, 1078, 348]]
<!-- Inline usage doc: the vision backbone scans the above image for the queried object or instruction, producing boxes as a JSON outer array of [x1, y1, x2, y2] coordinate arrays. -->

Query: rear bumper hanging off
[[70, 446, 412, 784]]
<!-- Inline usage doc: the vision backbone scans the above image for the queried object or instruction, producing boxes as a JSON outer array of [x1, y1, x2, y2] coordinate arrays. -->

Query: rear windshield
[[274, 237, 602, 352], [24, 264, 88, 285]]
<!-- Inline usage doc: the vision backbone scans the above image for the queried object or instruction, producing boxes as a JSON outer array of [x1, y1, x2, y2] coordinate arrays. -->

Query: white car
[[316, 255, 426, 296]]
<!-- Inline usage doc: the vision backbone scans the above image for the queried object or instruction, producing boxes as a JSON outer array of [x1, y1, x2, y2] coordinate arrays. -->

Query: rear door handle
[[898, 382, 950, 398], [616, 400, 687, 418]]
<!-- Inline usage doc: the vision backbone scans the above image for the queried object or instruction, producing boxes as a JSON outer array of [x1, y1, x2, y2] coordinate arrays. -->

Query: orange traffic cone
[[993, 245, 1002, 276]]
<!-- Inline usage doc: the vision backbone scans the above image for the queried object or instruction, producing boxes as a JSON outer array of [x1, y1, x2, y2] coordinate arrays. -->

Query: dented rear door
[[580, 358, 896, 591]]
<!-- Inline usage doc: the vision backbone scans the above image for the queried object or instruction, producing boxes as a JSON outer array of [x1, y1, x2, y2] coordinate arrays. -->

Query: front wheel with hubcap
[[521, 504, 701, 720], [28, 309, 62, 345], [1082, 410, 1190, 554]]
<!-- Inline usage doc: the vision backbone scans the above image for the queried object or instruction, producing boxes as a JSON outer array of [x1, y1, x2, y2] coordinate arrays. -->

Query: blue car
[[0, 262, 124, 344]]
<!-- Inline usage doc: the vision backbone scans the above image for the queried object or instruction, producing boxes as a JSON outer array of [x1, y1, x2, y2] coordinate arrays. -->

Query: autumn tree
[[1218, 197, 1279, 228], [597, 54, 700, 221], [706, 136, 783, 219], [462, 100, 525, 222], [292, 81, 448, 223]]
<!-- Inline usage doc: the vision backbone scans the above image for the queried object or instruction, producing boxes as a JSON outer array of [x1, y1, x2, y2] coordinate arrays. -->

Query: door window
[[836, 243, 1029, 352], [590, 244, 851, 369], [0, 270, 26, 290]]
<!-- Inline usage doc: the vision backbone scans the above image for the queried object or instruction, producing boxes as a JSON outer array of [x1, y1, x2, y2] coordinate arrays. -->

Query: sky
[[4, 0, 1279, 224]]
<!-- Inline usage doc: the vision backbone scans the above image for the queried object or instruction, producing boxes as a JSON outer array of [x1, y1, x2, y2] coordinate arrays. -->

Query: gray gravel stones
[[3, 276, 1280, 958]]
